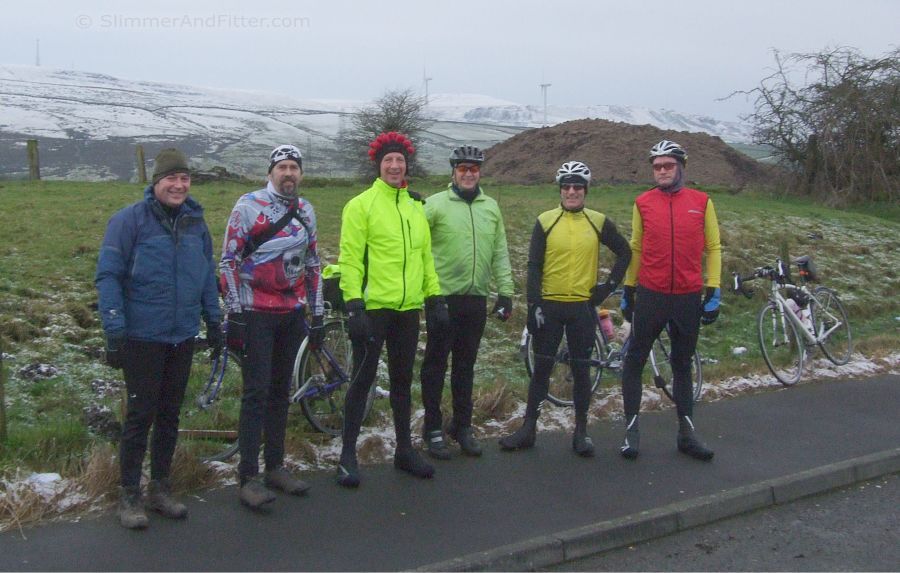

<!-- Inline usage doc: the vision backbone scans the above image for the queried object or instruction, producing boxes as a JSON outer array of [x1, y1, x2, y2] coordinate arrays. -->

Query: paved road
[[545, 472, 900, 571], [0, 375, 898, 571]]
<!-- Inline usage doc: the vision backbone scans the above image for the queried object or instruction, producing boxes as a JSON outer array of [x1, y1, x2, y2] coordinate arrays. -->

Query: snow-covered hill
[[0, 65, 753, 180]]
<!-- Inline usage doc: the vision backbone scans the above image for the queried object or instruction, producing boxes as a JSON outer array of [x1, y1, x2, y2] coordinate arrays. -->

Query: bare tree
[[337, 88, 431, 178], [736, 46, 899, 205]]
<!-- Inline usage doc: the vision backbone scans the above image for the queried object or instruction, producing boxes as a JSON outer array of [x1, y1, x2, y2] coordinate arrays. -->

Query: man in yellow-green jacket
[[420, 145, 514, 460], [336, 131, 449, 488]]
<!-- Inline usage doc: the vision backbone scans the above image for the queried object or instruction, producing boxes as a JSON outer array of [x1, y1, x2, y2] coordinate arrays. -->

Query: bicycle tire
[[524, 331, 606, 408], [758, 301, 804, 386], [648, 328, 704, 403], [294, 320, 375, 436], [811, 286, 852, 366], [179, 348, 243, 462]]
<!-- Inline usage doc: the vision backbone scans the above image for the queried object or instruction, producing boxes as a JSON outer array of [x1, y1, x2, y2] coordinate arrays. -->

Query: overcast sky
[[3, 0, 898, 122]]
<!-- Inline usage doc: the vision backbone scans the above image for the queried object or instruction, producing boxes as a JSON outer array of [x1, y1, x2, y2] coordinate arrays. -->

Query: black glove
[[308, 315, 325, 351], [346, 299, 372, 343], [206, 322, 224, 360], [104, 333, 126, 370], [425, 295, 450, 333], [589, 282, 615, 307], [620, 285, 636, 323], [701, 287, 721, 325], [526, 303, 545, 334], [226, 312, 247, 355], [491, 295, 513, 321]]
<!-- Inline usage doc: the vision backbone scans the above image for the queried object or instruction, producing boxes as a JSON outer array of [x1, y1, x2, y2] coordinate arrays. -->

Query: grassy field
[[0, 177, 898, 522]]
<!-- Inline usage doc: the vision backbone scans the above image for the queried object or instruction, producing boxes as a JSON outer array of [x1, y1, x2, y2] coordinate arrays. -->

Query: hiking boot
[[572, 431, 595, 457], [118, 486, 149, 530], [499, 417, 537, 451], [394, 447, 435, 479], [147, 479, 187, 519], [620, 415, 640, 460], [239, 476, 276, 508], [448, 422, 482, 457], [336, 449, 361, 488], [423, 430, 451, 460], [264, 467, 310, 496], [677, 416, 714, 461]]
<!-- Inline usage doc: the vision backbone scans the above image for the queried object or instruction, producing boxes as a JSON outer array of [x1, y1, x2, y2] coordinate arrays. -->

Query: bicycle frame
[[291, 331, 352, 403]]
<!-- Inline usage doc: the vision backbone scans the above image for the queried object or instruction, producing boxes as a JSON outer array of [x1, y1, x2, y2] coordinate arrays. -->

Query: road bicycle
[[521, 291, 704, 407], [178, 278, 376, 461], [733, 255, 852, 386]]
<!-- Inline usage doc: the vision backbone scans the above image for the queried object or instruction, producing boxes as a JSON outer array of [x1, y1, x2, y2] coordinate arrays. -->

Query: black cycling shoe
[[499, 417, 537, 451], [677, 433, 715, 461], [620, 415, 640, 460], [448, 422, 482, 457], [336, 450, 361, 488], [572, 431, 595, 457], [394, 448, 435, 479], [424, 430, 451, 460], [677, 416, 714, 461]]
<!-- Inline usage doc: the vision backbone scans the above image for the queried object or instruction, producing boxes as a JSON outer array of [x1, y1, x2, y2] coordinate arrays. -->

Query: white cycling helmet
[[649, 140, 688, 165], [555, 161, 592, 186]]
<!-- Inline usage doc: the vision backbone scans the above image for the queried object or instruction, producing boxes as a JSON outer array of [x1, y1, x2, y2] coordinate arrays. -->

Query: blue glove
[[701, 287, 721, 325], [620, 286, 636, 323]]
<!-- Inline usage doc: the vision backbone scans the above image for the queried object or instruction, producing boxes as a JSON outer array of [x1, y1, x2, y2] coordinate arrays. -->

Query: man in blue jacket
[[96, 148, 223, 529]]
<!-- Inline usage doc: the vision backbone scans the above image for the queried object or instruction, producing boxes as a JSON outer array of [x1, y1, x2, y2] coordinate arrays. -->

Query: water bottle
[[598, 309, 615, 340], [799, 306, 813, 333]]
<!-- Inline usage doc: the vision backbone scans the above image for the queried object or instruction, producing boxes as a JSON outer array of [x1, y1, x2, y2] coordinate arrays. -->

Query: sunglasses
[[455, 164, 481, 174], [560, 183, 586, 191], [652, 162, 679, 172]]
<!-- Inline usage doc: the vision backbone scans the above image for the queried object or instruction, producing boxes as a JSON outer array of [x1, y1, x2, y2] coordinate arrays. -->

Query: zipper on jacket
[[466, 203, 477, 294], [668, 194, 675, 294], [396, 190, 408, 307]]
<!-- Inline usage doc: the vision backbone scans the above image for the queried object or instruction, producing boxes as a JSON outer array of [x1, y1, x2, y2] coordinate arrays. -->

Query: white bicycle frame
[[766, 280, 844, 347]]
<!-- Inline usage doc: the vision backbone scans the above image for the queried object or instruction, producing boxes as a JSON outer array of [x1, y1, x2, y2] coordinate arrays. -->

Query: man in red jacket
[[619, 140, 722, 461]]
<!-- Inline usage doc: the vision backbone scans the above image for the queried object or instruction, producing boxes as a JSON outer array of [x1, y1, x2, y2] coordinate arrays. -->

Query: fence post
[[27, 139, 41, 181], [135, 145, 147, 184]]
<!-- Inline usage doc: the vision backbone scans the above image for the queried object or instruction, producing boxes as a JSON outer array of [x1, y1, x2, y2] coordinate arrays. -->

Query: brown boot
[[118, 486, 149, 530], [147, 479, 188, 519]]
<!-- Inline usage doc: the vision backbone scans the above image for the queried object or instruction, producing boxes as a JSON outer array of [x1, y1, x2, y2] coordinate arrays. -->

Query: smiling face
[[153, 172, 191, 208], [652, 157, 681, 188], [380, 152, 407, 188], [559, 182, 586, 211], [268, 160, 303, 197], [452, 162, 481, 193]]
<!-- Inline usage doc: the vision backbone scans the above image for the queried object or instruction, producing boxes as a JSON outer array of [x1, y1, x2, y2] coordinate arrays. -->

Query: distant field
[[0, 178, 898, 495]]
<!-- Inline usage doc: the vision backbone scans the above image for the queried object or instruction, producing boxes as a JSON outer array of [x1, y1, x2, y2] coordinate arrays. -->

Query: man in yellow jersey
[[500, 161, 631, 456], [619, 140, 722, 461]]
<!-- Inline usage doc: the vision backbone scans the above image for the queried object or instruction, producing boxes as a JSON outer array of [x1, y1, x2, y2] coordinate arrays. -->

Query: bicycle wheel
[[526, 332, 606, 408], [179, 348, 243, 461], [294, 320, 375, 436], [757, 302, 805, 386], [811, 286, 852, 365], [648, 327, 703, 403]]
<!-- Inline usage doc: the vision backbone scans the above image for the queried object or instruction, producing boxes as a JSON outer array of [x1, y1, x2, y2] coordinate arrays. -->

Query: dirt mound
[[484, 119, 775, 189]]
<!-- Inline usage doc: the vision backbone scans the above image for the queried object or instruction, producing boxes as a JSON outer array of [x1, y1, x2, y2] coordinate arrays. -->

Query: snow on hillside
[[0, 65, 753, 180]]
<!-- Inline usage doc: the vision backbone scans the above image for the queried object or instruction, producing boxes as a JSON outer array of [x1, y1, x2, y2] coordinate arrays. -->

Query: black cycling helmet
[[649, 140, 688, 166], [449, 145, 485, 167]]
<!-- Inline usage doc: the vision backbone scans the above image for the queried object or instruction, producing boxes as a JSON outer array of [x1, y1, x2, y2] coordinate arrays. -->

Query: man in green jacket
[[336, 132, 449, 487], [420, 145, 515, 459]]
